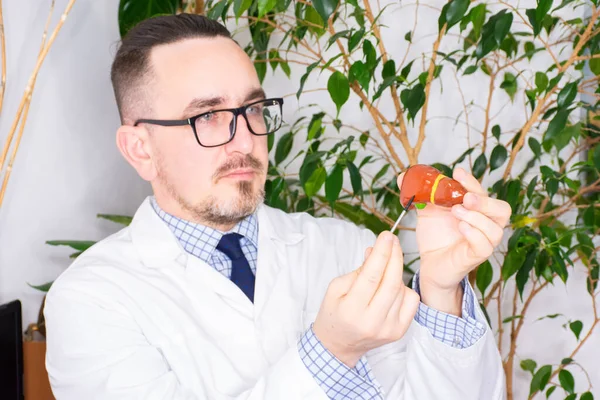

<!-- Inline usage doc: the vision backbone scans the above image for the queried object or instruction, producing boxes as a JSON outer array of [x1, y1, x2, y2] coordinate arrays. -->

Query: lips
[[221, 169, 256, 179]]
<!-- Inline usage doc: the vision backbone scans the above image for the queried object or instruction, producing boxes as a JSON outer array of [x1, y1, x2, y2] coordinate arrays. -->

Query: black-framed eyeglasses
[[134, 97, 284, 148]]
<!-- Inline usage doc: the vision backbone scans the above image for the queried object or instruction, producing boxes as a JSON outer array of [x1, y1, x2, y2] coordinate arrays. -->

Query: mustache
[[214, 155, 264, 180]]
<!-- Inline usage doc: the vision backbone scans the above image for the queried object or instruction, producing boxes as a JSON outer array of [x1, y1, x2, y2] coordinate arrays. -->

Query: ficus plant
[[38, 0, 599, 398]]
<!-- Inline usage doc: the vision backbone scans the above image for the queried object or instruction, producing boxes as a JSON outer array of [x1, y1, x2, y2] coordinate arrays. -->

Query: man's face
[[143, 37, 269, 227]]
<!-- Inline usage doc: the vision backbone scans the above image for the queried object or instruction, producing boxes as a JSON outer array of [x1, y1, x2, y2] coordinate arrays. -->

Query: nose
[[224, 113, 254, 155]]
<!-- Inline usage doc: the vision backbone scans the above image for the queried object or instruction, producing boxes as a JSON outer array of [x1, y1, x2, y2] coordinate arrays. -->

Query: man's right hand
[[312, 231, 420, 368]]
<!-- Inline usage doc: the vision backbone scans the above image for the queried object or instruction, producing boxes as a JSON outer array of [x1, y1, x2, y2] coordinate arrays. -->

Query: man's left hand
[[397, 167, 512, 315]]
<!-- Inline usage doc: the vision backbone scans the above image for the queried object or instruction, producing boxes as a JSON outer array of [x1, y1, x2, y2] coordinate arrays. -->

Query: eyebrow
[[182, 87, 267, 117]]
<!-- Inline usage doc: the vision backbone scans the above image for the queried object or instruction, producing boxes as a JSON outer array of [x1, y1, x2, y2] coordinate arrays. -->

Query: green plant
[[41, 0, 599, 398]]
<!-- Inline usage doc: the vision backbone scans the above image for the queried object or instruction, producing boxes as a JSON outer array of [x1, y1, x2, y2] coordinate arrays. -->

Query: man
[[45, 14, 511, 399]]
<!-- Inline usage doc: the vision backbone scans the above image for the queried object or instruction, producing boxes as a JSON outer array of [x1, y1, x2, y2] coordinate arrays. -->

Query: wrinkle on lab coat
[[44, 197, 505, 399]]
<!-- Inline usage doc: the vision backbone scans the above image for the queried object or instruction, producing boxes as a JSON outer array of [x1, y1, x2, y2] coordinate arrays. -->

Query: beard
[[157, 154, 265, 227]]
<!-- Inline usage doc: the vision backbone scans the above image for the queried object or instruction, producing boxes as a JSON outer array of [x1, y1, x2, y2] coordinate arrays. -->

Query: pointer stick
[[391, 195, 415, 234]]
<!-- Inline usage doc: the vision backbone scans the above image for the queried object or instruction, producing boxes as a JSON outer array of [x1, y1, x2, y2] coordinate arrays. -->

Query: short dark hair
[[110, 14, 232, 124]]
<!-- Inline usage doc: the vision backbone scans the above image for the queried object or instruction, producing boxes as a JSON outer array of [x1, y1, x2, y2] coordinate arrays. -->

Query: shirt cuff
[[298, 325, 384, 400], [412, 271, 487, 349]]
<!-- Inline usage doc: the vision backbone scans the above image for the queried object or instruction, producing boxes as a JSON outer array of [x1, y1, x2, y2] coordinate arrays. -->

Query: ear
[[116, 124, 158, 181]]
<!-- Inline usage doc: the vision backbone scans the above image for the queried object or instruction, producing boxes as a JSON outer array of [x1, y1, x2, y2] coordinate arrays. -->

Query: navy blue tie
[[216, 233, 255, 302]]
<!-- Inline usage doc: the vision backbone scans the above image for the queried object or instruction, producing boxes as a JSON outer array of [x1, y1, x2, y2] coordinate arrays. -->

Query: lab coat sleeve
[[354, 228, 506, 400], [44, 283, 329, 400]]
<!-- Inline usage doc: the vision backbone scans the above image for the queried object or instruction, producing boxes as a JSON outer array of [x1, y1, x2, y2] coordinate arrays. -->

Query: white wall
[[0, 0, 597, 398]]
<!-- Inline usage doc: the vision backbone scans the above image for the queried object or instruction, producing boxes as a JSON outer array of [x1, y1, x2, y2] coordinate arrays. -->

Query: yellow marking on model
[[430, 174, 446, 204]]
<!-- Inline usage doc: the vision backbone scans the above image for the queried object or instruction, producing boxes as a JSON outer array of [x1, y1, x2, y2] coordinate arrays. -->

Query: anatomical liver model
[[399, 164, 467, 209]]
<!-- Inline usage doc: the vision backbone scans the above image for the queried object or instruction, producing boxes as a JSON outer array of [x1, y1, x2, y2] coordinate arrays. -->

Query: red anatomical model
[[400, 164, 467, 209]]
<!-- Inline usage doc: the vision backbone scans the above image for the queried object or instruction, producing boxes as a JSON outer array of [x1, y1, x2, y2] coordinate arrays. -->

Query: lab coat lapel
[[253, 204, 307, 363]]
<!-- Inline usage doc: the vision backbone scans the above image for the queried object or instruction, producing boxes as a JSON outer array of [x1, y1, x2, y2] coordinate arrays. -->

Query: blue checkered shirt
[[151, 198, 485, 399]]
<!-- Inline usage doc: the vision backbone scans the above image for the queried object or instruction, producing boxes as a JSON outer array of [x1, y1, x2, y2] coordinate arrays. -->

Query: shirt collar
[[149, 196, 259, 263]]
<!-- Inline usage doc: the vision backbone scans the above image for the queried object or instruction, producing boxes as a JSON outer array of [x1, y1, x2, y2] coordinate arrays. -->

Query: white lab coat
[[44, 197, 505, 400]]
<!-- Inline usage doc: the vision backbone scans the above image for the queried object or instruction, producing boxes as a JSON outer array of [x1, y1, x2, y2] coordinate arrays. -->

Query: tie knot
[[216, 233, 245, 260]]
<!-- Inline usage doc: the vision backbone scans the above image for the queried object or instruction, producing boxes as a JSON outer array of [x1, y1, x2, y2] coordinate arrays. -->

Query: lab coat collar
[[130, 197, 305, 270], [255, 203, 305, 245]]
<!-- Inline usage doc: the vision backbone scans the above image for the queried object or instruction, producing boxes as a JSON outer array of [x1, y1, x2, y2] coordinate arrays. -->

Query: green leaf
[[349, 61, 371, 92], [304, 165, 327, 198], [275, 132, 294, 165], [363, 40, 377, 69], [524, 41, 536, 60], [399, 60, 414, 82], [495, 11, 513, 44], [561, 358, 574, 365], [27, 281, 54, 293], [551, 252, 568, 282], [503, 315, 522, 323], [490, 145, 508, 171], [526, 8, 542, 37], [325, 164, 344, 205], [529, 365, 552, 396], [492, 125, 501, 140], [400, 84, 426, 121], [312, 0, 339, 25], [570, 320, 583, 340], [526, 177, 537, 199], [472, 154, 487, 179], [297, 61, 320, 99], [359, 133, 369, 148], [404, 31, 412, 42], [590, 57, 600, 75], [581, 392, 594, 400], [536, 0, 554, 26], [529, 137, 542, 157], [234, 0, 253, 19], [348, 28, 365, 52], [258, 0, 277, 18], [326, 30, 351, 50], [118, 0, 179, 38], [545, 386, 557, 398], [520, 359, 537, 374], [382, 60, 396, 80], [328, 71, 350, 114], [500, 72, 518, 102], [545, 109, 569, 144], [502, 249, 526, 281], [594, 142, 600, 171], [46, 240, 96, 252], [414, 203, 427, 210], [558, 369, 575, 394], [535, 72, 549, 92], [557, 81, 578, 109], [346, 161, 362, 198], [516, 249, 537, 299], [463, 65, 478, 75], [439, 0, 470, 31], [470, 4, 487, 38], [372, 164, 391, 186], [476, 260, 493, 296], [97, 214, 132, 226]]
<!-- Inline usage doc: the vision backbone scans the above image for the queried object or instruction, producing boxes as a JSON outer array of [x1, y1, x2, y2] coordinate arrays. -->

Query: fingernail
[[464, 192, 477, 206], [453, 205, 467, 217]]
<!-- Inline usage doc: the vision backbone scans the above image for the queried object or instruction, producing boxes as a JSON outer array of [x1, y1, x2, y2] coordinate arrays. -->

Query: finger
[[396, 172, 405, 191], [457, 220, 494, 262], [364, 247, 373, 260], [453, 167, 487, 196], [396, 288, 420, 335], [385, 285, 405, 322], [462, 192, 512, 228], [349, 232, 395, 306], [368, 235, 405, 317], [328, 272, 359, 298], [451, 205, 504, 247]]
